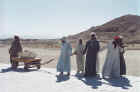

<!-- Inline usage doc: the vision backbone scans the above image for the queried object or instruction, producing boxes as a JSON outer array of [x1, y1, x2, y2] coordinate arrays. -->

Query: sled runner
[[12, 57, 54, 70]]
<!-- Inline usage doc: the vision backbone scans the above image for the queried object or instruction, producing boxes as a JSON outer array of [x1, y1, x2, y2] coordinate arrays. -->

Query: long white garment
[[57, 42, 72, 72], [102, 41, 120, 78], [75, 44, 85, 72]]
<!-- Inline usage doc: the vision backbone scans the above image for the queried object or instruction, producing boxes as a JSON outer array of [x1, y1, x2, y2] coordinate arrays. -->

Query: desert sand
[[1, 64, 140, 92]]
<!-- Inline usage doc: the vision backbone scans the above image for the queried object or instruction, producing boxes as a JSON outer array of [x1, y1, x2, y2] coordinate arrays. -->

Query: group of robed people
[[57, 32, 126, 78], [9, 33, 126, 79]]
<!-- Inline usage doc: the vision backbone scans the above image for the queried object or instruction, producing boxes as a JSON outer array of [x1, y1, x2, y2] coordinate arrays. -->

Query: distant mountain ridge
[[1, 14, 140, 48], [68, 14, 140, 44]]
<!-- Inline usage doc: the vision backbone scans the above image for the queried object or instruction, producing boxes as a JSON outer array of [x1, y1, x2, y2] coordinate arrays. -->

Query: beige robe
[[75, 44, 85, 73]]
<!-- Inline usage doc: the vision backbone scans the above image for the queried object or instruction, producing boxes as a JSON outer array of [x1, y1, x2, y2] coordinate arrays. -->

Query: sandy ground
[[0, 64, 140, 92], [0, 45, 140, 76]]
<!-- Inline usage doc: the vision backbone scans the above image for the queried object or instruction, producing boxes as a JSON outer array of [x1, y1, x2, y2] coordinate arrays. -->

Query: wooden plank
[[12, 57, 41, 63]]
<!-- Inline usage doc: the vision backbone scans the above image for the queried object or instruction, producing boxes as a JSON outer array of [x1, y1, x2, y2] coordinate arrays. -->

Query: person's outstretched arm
[[83, 41, 88, 55]]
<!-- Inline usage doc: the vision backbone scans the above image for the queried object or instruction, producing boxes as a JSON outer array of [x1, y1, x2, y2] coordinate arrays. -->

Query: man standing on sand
[[83, 32, 100, 77], [9, 35, 23, 69], [102, 36, 123, 79], [73, 39, 85, 74], [57, 37, 72, 76], [118, 36, 126, 76]]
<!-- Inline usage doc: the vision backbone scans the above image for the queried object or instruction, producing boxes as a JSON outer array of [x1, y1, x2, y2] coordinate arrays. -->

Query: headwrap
[[90, 32, 96, 36], [119, 35, 123, 39], [61, 37, 66, 41], [113, 36, 120, 40]]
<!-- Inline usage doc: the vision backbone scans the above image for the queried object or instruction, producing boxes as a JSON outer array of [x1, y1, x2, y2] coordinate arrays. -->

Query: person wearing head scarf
[[57, 37, 72, 76], [73, 39, 85, 74], [83, 32, 100, 77], [9, 35, 23, 69], [102, 36, 123, 78]]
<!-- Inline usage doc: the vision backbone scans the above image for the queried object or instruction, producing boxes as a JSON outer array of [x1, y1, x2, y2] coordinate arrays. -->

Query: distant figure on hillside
[[57, 37, 72, 76], [73, 39, 85, 74], [102, 36, 126, 79], [83, 32, 100, 77], [9, 36, 23, 69]]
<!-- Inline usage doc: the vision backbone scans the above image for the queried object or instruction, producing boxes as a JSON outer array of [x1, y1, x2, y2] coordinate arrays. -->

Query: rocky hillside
[[1, 14, 140, 48], [68, 14, 140, 44]]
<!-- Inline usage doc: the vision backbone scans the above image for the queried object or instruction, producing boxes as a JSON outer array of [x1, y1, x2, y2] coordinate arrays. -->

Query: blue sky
[[0, 0, 139, 39]]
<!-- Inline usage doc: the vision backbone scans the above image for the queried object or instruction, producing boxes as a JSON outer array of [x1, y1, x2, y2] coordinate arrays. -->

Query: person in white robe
[[102, 36, 121, 78], [73, 39, 85, 74], [57, 37, 72, 76]]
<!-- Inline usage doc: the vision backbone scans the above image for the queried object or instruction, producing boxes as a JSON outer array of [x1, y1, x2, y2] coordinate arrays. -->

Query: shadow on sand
[[75, 74, 102, 89], [75, 74, 132, 89], [56, 74, 70, 82], [0, 67, 133, 90], [104, 76, 132, 89], [0, 67, 38, 73]]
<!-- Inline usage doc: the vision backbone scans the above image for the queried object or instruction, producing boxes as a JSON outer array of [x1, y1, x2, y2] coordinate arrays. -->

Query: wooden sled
[[12, 57, 54, 70]]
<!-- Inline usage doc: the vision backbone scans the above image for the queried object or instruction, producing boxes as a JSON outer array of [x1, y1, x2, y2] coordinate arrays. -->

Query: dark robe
[[120, 47, 126, 75], [83, 39, 100, 76], [9, 39, 22, 68]]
